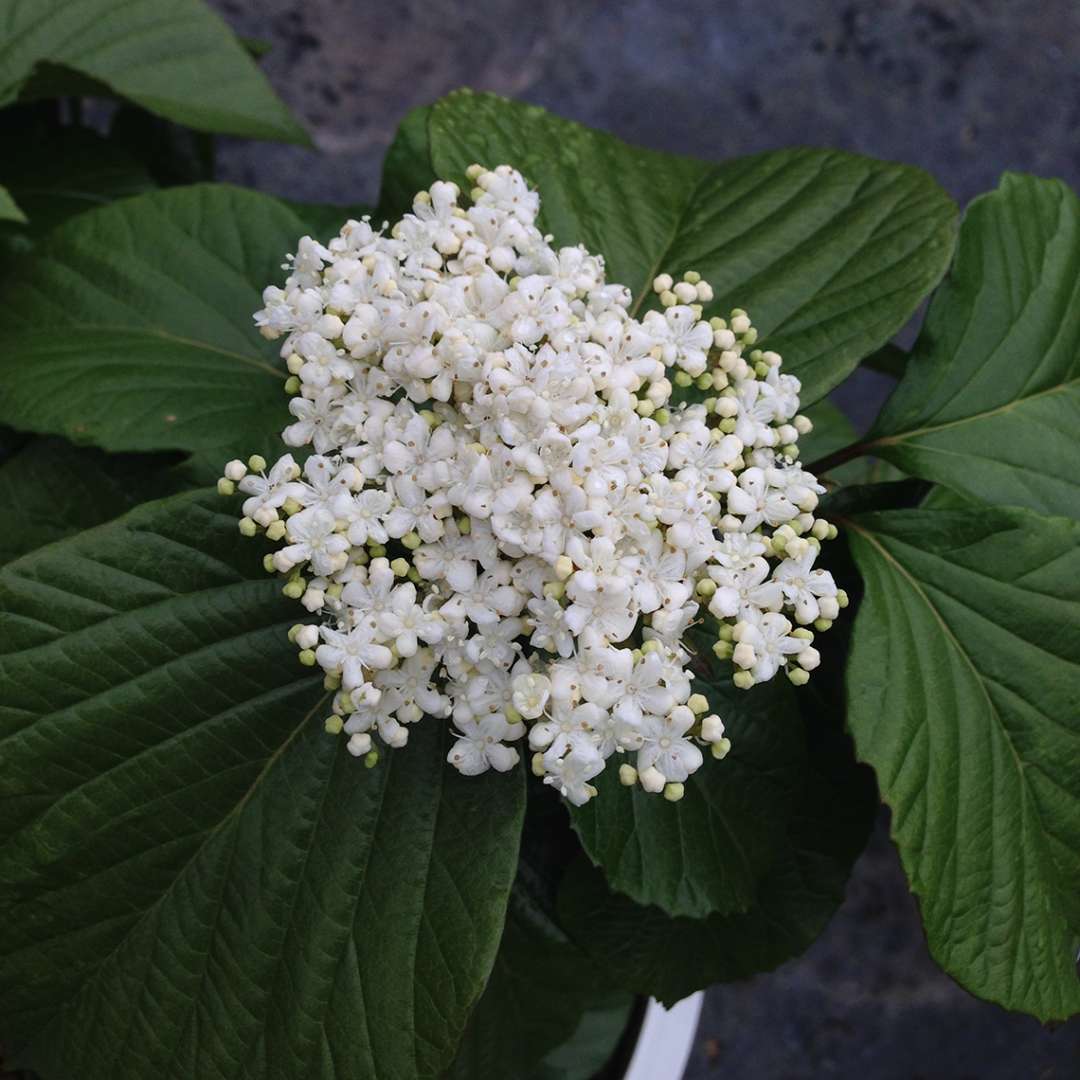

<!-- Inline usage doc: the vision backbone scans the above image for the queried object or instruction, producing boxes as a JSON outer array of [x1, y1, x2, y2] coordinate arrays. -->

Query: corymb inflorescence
[[219, 165, 846, 804]]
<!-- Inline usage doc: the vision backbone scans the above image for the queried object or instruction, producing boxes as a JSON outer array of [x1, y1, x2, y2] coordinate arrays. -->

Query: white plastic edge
[[623, 991, 705, 1080]]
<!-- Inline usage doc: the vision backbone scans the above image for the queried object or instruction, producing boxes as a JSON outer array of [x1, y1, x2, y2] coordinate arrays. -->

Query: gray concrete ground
[[208, 2, 1080, 1076]]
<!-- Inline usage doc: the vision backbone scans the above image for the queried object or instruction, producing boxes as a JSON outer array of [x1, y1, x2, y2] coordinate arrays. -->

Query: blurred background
[[207, 1, 1080, 1076]]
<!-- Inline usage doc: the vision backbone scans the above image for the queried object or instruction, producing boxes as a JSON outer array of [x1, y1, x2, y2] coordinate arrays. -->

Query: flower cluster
[[220, 165, 847, 805]]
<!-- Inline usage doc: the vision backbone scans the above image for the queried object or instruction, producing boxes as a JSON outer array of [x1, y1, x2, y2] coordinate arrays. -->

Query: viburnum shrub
[[0, 5, 1077, 1078]]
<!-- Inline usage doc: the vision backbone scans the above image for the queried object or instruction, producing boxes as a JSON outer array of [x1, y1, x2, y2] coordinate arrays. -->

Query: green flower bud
[[364, 750, 380, 769], [238, 517, 257, 537], [248, 454, 267, 472], [282, 580, 305, 599], [217, 477, 235, 496], [787, 667, 810, 686], [284, 375, 301, 395], [712, 639, 734, 660], [711, 736, 732, 760], [324, 716, 343, 735], [813, 617, 833, 632], [732, 670, 755, 690], [266, 520, 286, 542], [543, 580, 565, 601], [663, 782, 685, 802]]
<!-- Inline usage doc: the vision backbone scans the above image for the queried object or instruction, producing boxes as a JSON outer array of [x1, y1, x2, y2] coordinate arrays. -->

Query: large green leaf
[[447, 876, 602, 1080], [377, 103, 436, 219], [0, 184, 304, 462], [529, 993, 634, 1080], [866, 174, 1080, 518], [426, 90, 957, 404], [569, 673, 803, 919], [0, 437, 188, 565], [845, 505, 1080, 1020], [559, 698, 875, 1005], [0, 491, 526, 1078], [0, 0, 307, 143]]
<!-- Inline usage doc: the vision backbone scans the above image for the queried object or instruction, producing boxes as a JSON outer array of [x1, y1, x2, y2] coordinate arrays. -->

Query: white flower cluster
[[220, 165, 848, 805]]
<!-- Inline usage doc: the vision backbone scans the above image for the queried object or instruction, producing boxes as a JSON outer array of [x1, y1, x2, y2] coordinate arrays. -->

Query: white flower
[[771, 549, 837, 625], [225, 161, 842, 800], [636, 705, 703, 782], [447, 714, 522, 775], [542, 748, 604, 806]]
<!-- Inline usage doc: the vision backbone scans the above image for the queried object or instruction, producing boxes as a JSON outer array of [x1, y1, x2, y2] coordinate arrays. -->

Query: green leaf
[[866, 174, 1080, 518], [0, 125, 154, 238], [569, 673, 803, 919], [0, 184, 305, 462], [378, 104, 436, 219], [559, 695, 875, 1005], [447, 877, 602, 1080], [0, 0, 308, 143], [801, 400, 907, 486], [844, 505, 1080, 1020], [0, 437, 188, 565], [800, 399, 857, 462], [425, 90, 957, 403], [529, 992, 634, 1080], [0, 490, 526, 1078], [0, 183, 26, 223], [861, 342, 909, 379]]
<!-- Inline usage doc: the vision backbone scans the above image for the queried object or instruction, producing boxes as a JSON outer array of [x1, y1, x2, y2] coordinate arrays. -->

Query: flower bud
[[639, 766, 666, 794], [347, 732, 372, 756]]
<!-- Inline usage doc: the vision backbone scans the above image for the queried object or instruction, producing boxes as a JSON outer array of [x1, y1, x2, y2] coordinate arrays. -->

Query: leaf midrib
[[43, 688, 330, 1032], [9, 323, 286, 380], [847, 521, 1074, 938], [872, 375, 1080, 448]]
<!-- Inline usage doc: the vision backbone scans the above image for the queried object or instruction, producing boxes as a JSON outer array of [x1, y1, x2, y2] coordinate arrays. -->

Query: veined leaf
[[426, 90, 957, 404], [569, 673, 803, 919], [0, 184, 304, 461], [0, 491, 525, 1079], [0, 437, 188, 565], [845, 505, 1080, 1019], [0, 0, 308, 143], [867, 174, 1080, 518], [560, 699, 875, 1005]]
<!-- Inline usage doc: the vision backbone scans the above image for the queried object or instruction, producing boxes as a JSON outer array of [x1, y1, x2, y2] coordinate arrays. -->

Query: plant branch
[[805, 438, 876, 476]]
